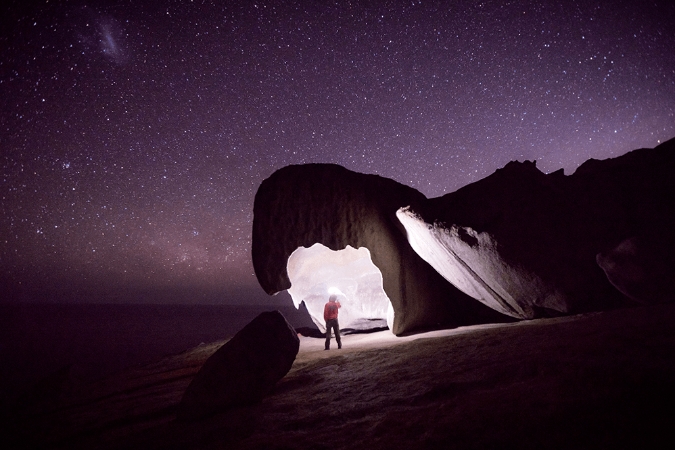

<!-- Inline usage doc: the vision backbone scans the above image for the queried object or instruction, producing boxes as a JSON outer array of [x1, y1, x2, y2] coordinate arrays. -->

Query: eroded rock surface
[[403, 138, 675, 318], [177, 310, 299, 421]]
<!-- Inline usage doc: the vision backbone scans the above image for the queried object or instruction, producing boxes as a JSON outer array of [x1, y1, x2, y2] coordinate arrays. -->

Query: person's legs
[[325, 321, 332, 350], [335, 320, 341, 349]]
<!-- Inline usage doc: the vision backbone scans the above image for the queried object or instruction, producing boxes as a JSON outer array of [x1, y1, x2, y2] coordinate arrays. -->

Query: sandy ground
[[5, 304, 675, 449]]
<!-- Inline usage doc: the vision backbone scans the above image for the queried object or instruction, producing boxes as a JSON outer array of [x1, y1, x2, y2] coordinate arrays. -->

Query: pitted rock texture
[[407, 138, 675, 317], [177, 310, 299, 421], [396, 209, 569, 319], [252, 164, 509, 335]]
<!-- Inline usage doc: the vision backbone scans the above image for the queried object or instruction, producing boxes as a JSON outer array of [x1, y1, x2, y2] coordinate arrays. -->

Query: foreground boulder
[[177, 311, 299, 421]]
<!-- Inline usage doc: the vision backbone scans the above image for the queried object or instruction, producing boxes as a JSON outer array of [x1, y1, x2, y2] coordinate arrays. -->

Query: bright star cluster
[[2, 0, 674, 303]]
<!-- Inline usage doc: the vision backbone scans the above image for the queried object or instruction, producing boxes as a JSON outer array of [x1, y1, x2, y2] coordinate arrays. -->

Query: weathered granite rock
[[397, 206, 570, 319], [253, 139, 675, 327], [252, 164, 509, 335], [403, 138, 675, 318], [597, 230, 675, 304], [177, 311, 299, 421]]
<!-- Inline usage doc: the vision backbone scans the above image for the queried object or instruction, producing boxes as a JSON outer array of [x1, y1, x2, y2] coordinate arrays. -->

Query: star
[[1, 0, 674, 303]]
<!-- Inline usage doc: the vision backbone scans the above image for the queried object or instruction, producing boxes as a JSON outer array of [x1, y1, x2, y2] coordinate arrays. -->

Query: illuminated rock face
[[396, 208, 568, 319], [286, 244, 392, 332], [401, 139, 675, 317], [395, 160, 590, 319], [252, 164, 507, 335]]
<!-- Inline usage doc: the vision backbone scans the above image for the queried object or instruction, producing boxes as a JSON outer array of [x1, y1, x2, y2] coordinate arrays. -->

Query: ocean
[[0, 302, 316, 408]]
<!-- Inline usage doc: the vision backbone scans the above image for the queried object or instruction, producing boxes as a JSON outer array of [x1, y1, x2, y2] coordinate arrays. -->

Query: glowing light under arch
[[286, 243, 393, 333]]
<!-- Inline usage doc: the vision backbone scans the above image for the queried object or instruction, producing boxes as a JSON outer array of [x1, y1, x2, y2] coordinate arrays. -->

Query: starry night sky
[[2, 0, 674, 304]]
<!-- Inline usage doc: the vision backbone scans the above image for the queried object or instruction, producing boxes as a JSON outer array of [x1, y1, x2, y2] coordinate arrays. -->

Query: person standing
[[323, 294, 342, 350]]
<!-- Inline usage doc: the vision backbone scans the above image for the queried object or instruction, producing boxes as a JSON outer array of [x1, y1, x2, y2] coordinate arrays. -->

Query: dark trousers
[[325, 318, 341, 349]]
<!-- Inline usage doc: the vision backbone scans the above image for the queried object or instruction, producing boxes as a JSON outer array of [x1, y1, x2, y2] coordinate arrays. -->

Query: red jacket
[[323, 301, 341, 321]]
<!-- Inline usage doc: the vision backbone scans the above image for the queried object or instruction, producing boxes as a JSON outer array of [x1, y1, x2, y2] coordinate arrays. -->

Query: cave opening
[[286, 243, 393, 333]]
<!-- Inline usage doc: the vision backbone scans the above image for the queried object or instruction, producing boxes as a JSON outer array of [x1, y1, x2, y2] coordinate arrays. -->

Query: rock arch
[[252, 164, 506, 335]]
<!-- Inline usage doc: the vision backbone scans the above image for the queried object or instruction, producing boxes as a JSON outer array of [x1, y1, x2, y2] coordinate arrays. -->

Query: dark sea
[[0, 302, 316, 409]]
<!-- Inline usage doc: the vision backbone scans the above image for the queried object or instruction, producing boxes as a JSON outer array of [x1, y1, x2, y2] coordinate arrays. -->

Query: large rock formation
[[252, 164, 510, 335], [177, 311, 299, 421], [401, 138, 675, 318], [252, 138, 675, 331]]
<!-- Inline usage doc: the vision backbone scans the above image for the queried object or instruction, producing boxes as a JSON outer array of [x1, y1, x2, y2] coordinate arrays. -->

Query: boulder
[[252, 164, 509, 335], [177, 310, 299, 421], [597, 231, 675, 304]]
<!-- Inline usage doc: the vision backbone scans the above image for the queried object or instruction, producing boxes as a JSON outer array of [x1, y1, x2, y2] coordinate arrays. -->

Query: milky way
[[2, 0, 674, 303]]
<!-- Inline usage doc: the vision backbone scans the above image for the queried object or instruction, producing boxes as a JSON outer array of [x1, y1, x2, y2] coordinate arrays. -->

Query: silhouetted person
[[324, 294, 342, 350]]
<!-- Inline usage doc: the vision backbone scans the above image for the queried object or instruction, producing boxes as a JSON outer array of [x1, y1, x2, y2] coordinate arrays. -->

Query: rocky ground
[[5, 303, 675, 449]]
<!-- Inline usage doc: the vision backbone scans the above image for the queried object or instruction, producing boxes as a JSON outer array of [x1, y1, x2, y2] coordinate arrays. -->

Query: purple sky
[[2, 0, 674, 303]]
